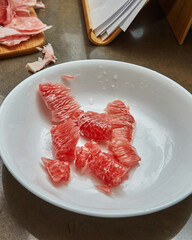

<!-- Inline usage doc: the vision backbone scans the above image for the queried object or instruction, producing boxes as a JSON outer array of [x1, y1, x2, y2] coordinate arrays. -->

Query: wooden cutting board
[[0, 7, 45, 59]]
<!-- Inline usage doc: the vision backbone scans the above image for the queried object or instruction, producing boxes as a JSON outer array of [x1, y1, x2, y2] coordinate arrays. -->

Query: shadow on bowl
[[2, 164, 192, 240]]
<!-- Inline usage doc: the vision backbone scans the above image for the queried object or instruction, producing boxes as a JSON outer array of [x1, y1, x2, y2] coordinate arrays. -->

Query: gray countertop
[[0, 0, 192, 239]]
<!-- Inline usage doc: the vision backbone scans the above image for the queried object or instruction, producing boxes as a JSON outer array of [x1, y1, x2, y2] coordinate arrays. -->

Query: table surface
[[0, 0, 192, 239]]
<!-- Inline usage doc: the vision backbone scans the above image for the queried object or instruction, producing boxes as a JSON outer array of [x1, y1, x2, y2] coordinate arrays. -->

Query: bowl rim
[[0, 59, 192, 218]]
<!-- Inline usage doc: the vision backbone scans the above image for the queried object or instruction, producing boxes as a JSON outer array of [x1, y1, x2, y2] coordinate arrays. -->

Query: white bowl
[[0, 60, 192, 218]]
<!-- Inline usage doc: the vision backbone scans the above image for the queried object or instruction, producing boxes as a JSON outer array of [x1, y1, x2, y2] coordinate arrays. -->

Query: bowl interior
[[0, 60, 192, 217]]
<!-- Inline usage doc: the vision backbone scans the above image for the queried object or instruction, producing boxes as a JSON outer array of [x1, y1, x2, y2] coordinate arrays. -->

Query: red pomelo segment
[[85, 141, 129, 187], [88, 151, 129, 187], [75, 146, 90, 169], [79, 111, 112, 141], [105, 100, 129, 115], [109, 139, 141, 167], [109, 115, 135, 129], [39, 82, 81, 123], [75, 141, 101, 170], [106, 100, 140, 168], [84, 140, 101, 156], [95, 185, 112, 194], [112, 125, 134, 143], [105, 100, 135, 128], [42, 157, 70, 182], [51, 120, 80, 162]]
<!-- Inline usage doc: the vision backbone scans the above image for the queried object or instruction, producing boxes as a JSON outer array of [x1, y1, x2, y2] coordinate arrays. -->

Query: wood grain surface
[[159, 0, 192, 45], [0, 7, 45, 59]]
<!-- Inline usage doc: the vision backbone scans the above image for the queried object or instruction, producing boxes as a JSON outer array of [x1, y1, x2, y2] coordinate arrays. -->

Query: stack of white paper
[[88, 0, 147, 41]]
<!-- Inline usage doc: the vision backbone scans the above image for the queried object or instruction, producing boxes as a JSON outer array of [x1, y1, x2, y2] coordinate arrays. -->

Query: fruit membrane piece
[[109, 138, 141, 167], [95, 185, 112, 194], [105, 100, 135, 127], [61, 74, 79, 81], [39, 82, 81, 123], [79, 111, 112, 141], [51, 120, 80, 162], [42, 157, 70, 182]]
